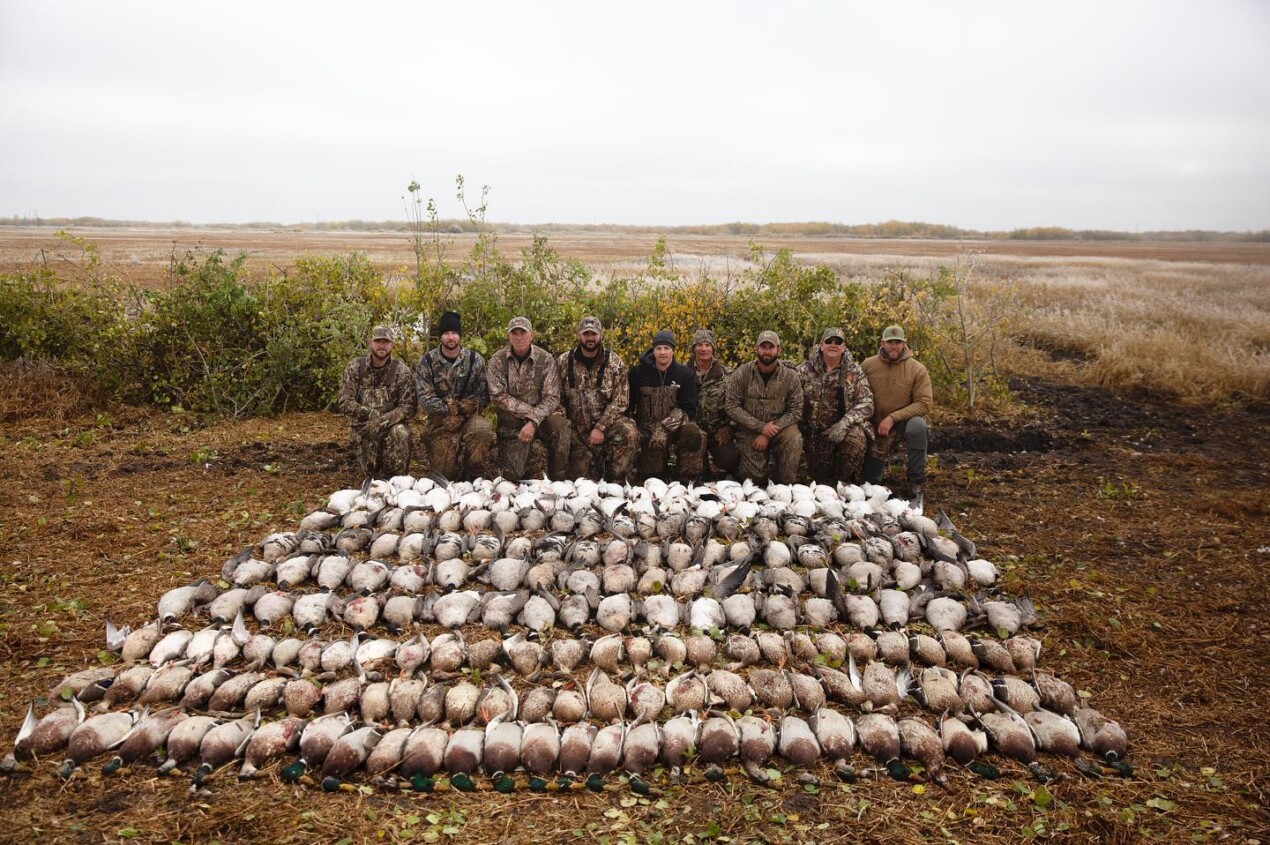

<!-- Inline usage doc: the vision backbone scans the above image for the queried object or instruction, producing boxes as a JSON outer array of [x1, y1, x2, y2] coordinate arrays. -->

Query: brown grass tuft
[[0, 358, 102, 423]]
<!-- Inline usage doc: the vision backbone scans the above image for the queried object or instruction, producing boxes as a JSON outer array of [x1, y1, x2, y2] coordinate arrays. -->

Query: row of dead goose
[[5, 693, 1129, 792]]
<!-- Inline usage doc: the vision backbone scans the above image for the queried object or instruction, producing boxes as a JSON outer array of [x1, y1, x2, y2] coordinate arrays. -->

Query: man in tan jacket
[[861, 325, 933, 508]]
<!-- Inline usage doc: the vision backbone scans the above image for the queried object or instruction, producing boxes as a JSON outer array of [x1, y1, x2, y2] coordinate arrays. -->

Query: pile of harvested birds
[[2, 473, 1132, 795]]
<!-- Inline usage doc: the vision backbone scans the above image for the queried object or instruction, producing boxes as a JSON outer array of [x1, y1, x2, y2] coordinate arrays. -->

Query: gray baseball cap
[[756, 330, 780, 347], [578, 316, 603, 334]]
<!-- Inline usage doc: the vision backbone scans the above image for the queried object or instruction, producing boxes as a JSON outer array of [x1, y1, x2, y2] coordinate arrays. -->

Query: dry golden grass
[[990, 257, 1270, 406]]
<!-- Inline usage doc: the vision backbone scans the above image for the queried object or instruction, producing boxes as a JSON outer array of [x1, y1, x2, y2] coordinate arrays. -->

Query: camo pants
[[805, 424, 869, 485], [419, 414, 496, 481], [564, 416, 640, 482], [863, 416, 928, 486], [497, 414, 571, 482], [351, 422, 412, 480], [736, 425, 802, 485], [635, 422, 704, 484]]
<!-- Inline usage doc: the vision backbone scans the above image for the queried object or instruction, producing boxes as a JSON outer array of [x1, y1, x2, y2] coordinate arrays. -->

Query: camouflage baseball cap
[[821, 327, 845, 342], [578, 316, 603, 334], [756, 330, 780, 347], [370, 325, 395, 341], [507, 316, 533, 333], [692, 329, 717, 349], [882, 325, 907, 342]]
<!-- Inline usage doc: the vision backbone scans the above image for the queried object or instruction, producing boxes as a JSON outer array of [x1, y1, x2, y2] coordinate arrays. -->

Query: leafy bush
[[0, 227, 950, 418]]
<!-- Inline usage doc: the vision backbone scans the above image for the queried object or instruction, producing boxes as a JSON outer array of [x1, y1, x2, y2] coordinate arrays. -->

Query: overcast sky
[[2, 1, 1268, 230]]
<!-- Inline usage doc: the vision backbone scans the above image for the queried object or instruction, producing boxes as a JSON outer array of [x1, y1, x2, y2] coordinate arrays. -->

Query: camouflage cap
[[578, 316, 603, 334], [756, 330, 780, 347], [507, 316, 533, 333], [882, 325, 907, 342], [821, 327, 846, 342], [370, 325, 395, 341], [692, 329, 717, 350]]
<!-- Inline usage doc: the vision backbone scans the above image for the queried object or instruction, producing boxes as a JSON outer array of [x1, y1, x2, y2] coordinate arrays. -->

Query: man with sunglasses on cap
[[413, 310, 496, 481], [337, 324, 418, 480], [487, 316, 571, 482], [725, 330, 804, 485], [861, 325, 933, 509], [798, 327, 874, 485], [555, 316, 639, 481]]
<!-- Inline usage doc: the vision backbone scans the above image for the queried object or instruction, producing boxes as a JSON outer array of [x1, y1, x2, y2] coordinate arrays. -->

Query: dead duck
[[585, 722, 626, 789], [968, 636, 1017, 674], [158, 714, 220, 776], [938, 713, 992, 774], [624, 716, 665, 772], [991, 675, 1040, 713], [520, 719, 561, 777], [100, 663, 155, 710], [736, 715, 777, 783], [1032, 671, 1078, 717], [102, 706, 188, 774], [626, 677, 667, 723], [778, 714, 820, 769], [974, 702, 1054, 781], [323, 725, 383, 780], [55, 706, 137, 778], [398, 724, 450, 783], [137, 662, 196, 706], [913, 667, 965, 715], [809, 706, 857, 781], [149, 629, 194, 668], [558, 722, 598, 780], [698, 712, 739, 779], [666, 670, 710, 714], [706, 669, 753, 712], [294, 712, 354, 775], [156, 579, 217, 624], [747, 668, 794, 710], [1074, 707, 1131, 775], [364, 725, 412, 782], [855, 713, 910, 780], [192, 711, 259, 790], [898, 717, 948, 787], [660, 712, 700, 782], [239, 716, 306, 779]]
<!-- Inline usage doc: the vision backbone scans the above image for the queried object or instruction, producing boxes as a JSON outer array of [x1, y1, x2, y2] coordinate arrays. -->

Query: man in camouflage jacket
[[797, 327, 874, 485], [628, 330, 703, 483], [725, 330, 804, 485], [691, 328, 739, 480], [337, 325, 418, 479], [486, 316, 570, 481], [555, 316, 639, 481], [413, 311, 496, 481]]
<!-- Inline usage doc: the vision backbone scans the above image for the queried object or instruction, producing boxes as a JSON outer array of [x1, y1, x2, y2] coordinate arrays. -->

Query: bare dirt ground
[[4, 226, 1270, 288], [0, 373, 1266, 843]]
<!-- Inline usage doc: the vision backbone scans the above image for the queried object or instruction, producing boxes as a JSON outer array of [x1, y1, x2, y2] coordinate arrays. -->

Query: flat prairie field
[[2, 226, 1270, 287], [0, 228, 1266, 844]]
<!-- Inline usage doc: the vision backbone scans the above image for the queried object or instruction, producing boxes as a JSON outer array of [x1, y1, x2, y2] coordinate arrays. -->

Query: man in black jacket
[[628, 330, 704, 483]]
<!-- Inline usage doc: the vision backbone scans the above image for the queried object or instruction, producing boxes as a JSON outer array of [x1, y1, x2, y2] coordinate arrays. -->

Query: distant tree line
[[2, 214, 1267, 242]]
